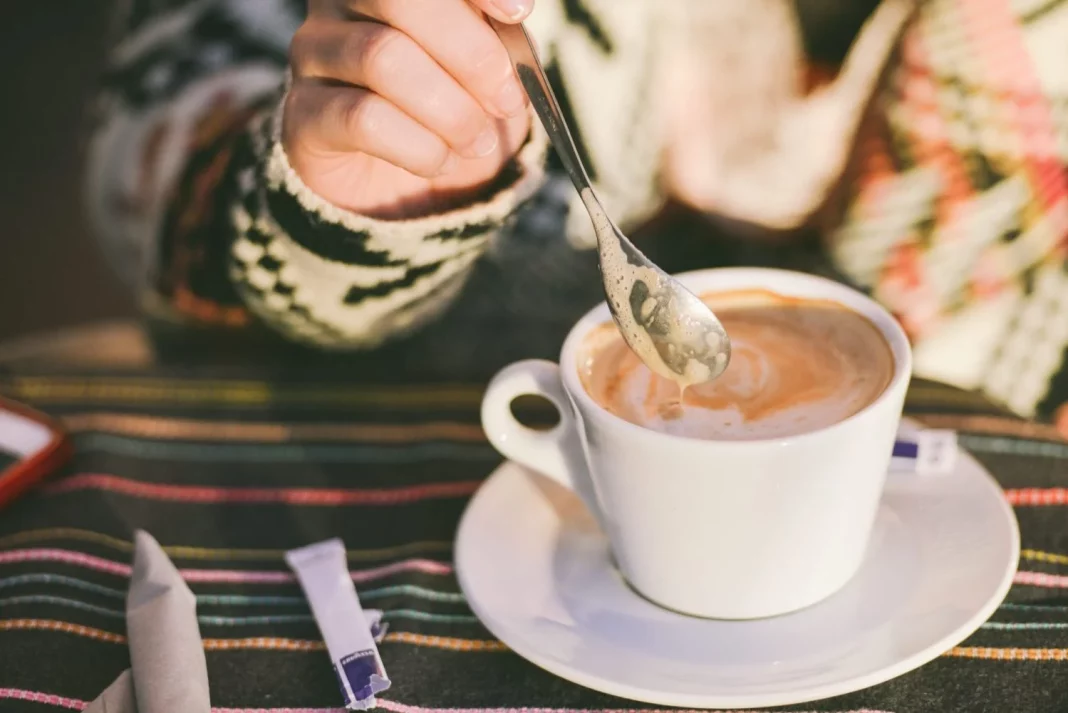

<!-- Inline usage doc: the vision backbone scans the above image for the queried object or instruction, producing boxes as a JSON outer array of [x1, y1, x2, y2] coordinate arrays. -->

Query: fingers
[[348, 0, 527, 118], [289, 0, 534, 182], [286, 82, 456, 178], [292, 19, 503, 159], [466, 0, 534, 23]]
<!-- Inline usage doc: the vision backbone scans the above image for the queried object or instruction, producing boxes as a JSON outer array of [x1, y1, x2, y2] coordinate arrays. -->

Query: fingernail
[[494, 78, 527, 116], [491, 0, 532, 21], [464, 125, 499, 158]]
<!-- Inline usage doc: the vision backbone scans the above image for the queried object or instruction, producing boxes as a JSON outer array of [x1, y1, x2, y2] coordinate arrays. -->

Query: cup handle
[[481, 360, 601, 520]]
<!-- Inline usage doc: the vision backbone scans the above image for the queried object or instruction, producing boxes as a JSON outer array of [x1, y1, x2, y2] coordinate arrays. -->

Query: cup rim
[[559, 267, 912, 447]]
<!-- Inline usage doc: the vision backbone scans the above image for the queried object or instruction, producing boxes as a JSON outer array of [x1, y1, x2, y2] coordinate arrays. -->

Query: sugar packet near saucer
[[366, 609, 388, 643], [286, 539, 390, 710], [891, 428, 958, 476]]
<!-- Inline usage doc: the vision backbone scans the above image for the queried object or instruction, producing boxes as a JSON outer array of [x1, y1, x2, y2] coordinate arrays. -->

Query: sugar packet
[[891, 428, 958, 476], [286, 539, 391, 710]]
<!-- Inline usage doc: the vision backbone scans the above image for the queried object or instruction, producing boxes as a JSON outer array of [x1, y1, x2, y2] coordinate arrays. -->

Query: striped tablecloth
[[1, 360, 1067, 712]]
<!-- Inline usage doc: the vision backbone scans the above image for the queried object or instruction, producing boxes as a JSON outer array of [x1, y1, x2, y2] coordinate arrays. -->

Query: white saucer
[[455, 443, 1020, 709]]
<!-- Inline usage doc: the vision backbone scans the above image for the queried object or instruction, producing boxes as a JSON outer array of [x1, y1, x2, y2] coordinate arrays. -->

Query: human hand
[[285, 0, 534, 219]]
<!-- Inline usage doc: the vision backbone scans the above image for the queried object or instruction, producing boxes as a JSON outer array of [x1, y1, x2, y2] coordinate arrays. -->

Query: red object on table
[[0, 396, 72, 509]]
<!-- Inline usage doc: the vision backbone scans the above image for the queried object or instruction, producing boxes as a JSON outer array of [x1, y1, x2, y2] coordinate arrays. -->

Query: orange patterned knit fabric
[[830, 0, 1068, 422]]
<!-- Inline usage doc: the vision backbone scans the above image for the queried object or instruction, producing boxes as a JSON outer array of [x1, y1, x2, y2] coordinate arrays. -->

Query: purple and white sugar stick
[[286, 539, 391, 710]]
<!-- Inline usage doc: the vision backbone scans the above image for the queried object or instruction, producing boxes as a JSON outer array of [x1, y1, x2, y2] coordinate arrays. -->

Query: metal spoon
[[491, 20, 731, 387]]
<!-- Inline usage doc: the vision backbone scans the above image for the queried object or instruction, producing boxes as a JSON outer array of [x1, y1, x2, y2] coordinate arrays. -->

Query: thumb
[[469, 0, 534, 23]]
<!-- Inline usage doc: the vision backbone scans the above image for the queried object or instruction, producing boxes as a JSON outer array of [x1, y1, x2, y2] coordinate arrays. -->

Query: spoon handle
[[490, 20, 595, 198]]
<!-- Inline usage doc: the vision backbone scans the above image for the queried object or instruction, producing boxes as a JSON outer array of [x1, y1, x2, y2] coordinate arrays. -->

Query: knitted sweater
[[86, 0, 1068, 423]]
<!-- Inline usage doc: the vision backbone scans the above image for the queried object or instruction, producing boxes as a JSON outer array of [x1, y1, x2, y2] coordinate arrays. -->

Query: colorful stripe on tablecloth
[[0, 620, 506, 651], [58, 431, 1068, 462], [0, 376, 1007, 410], [1014, 571, 1068, 588], [37, 471, 1068, 506], [945, 647, 1068, 661], [0, 528, 453, 561], [57, 411, 1066, 444], [0, 548, 452, 582], [1006, 489, 1068, 505], [0, 592, 1059, 631], [1, 377, 487, 409], [61, 413, 487, 442], [5, 617, 1068, 660], [28, 525, 1068, 571], [0, 595, 478, 625], [22, 545, 1068, 591], [0, 688, 899, 713], [42, 474, 482, 504], [0, 574, 465, 604]]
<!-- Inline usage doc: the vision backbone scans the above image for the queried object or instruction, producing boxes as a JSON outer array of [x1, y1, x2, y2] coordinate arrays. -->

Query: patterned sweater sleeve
[[85, 0, 550, 348]]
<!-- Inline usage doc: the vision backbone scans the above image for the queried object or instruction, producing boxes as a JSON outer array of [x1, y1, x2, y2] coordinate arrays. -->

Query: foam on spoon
[[578, 289, 894, 441], [590, 190, 722, 390]]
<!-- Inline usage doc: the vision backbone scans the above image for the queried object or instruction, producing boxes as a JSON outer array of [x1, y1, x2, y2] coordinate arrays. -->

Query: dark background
[[0, 1, 134, 343], [0, 0, 877, 344]]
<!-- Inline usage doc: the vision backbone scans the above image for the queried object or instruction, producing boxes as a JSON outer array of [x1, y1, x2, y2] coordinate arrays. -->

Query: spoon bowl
[[492, 20, 731, 386]]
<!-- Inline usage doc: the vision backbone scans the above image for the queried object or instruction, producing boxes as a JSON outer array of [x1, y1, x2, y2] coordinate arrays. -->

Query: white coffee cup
[[480, 268, 912, 619]]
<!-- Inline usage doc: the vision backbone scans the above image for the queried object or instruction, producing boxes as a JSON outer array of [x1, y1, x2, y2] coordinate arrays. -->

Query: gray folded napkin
[[125, 530, 211, 713], [84, 669, 137, 713]]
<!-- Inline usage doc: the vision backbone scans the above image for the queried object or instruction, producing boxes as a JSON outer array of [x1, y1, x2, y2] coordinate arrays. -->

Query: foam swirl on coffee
[[577, 289, 894, 440]]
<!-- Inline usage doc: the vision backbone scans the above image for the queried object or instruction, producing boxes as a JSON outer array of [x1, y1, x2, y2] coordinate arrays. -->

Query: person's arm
[[86, 0, 549, 348], [230, 87, 547, 348]]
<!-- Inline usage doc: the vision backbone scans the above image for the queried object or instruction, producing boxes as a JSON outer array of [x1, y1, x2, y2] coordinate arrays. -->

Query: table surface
[[0, 321, 1067, 713]]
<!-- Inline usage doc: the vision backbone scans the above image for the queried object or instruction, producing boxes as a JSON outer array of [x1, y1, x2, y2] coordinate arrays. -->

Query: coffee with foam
[[577, 289, 894, 440]]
